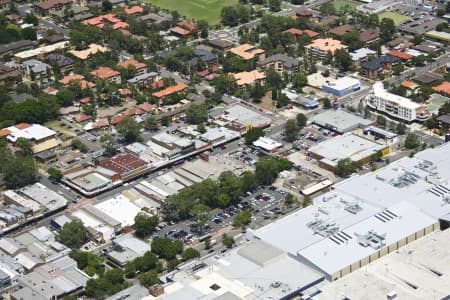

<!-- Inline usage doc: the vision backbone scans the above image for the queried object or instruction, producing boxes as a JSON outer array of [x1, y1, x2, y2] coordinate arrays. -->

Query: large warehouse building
[[248, 142, 450, 282], [322, 77, 360, 97]]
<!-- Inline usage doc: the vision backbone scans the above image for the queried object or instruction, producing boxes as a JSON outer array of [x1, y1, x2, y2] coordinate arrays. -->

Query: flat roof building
[[309, 133, 388, 170], [322, 77, 360, 97], [310, 110, 372, 133], [229, 44, 265, 60], [253, 137, 283, 153], [367, 82, 429, 122]]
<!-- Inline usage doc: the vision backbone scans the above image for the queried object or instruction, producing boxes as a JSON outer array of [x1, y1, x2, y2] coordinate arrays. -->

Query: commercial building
[[3, 123, 59, 154], [157, 239, 324, 300], [216, 104, 271, 134], [200, 127, 240, 146], [310, 110, 372, 134], [316, 228, 450, 299], [309, 133, 388, 171], [362, 126, 398, 143], [98, 153, 150, 181], [424, 30, 450, 43], [253, 137, 283, 153], [367, 82, 429, 122], [249, 142, 450, 283], [63, 167, 114, 196], [322, 77, 360, 97], [305, 38, 347, 60]]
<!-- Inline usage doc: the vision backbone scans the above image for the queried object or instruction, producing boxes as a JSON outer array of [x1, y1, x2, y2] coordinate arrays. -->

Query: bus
[[198, 234, 212, 242]]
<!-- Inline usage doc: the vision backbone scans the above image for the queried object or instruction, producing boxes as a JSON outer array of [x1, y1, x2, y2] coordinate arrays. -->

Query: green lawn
[[377, 11, 411, 26], [147, 0, 238, 24], [333, 0, 358, 12]]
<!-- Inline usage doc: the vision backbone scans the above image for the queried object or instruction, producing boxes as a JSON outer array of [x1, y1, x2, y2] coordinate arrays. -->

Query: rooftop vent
[[356, 230, 386, 250]]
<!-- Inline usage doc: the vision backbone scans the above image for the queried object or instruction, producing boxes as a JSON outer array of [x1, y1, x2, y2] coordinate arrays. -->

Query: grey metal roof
[[256, 53, 299, 68], [361, 55, 400, 71], [0, 40, 35, 54]]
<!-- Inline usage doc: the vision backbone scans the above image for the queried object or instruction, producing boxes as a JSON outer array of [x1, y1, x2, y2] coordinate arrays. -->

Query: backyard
[[147, 0, 238, 24], [377, 11, 411, 26]]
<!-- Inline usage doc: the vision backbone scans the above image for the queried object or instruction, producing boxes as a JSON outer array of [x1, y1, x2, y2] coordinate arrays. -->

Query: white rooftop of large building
[[253, 137, 282, 152], [372, 82, 423, 110], [6, 124, 56, 142], [14, 41, 69, 60], [316, 228, 450, 300], [94, 194, 141, 228], [322, 76, 360, 90], [297, 201, 436, 277], [311, 110, 372, 133], [222, 104, 271, 128], [309, 133, 386, 166]]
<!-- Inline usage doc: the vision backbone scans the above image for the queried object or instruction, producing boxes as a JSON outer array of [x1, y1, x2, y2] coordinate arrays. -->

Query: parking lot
[[153, 186, 290, 247]]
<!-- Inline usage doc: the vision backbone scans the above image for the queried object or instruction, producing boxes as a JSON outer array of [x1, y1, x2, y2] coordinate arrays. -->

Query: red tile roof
[[98, 153, 147, 176], [433, 82, 450, 95], [124, 6, 143, 15], [90, 67, 120, 79], [118, 59, 146, 70], [111, 115, 126, 125], [388, 50, 413, 60], [151, 79, 165, 89], [283, 28, 319, 38], [177, 20, 196, 31], [329, 24, 353, 36], [15, 123, 31, 129], [124, 108, 144, 116], [80, 97, 91, 104], [152, 83, 188, 98], [359, 30, 379, 42], [0, 129, 11, 137], [74, 114, 91, 122], [119, 88, 132, 95], [196, 69, 210, 77], [170, 26, 190, 36], [138, 102, 156, 112]]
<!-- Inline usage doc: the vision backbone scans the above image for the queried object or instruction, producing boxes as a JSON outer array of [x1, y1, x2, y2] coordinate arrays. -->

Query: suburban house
[[152, 83, 188, 100], [0, 64, 21, 84], [283, 28, 320, 39], [59, 74, 96, 89], [90, 67, 121, 84], [33, 0, 74, 15], [44, 53, 74, 72]]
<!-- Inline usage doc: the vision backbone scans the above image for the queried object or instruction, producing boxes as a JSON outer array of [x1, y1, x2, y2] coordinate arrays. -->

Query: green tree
[[255, 157, 291, 185], [99, 134, 116, 157], [292, 72, 308, 90], [15, 137, 33, 156], [333, 49, 352, 72], [319, 2, 336, 15], [284, 193, 297, 206], [138, 269, 158, 287], [69, 250, 103, 276], [377, 115, 387, 127], [266, 67, 283, 90], [2, 155, 37, 189], [214, 73, 237, 94], [396, 122, 407, 134], [335, 158, 358, 177], [233, 210, 251, 231], [425, 114, 438, 129], [71, 139, 88, 153], [24, 13, 39, 26], [144, 115, 158, 131], [117, 117, 141, 144], [22, 27, 37, 40], [186, 103, 208, 124], [222, 233, 236, 248], [197, 123, 206, 133], [380, 18, 395, 41], [284, 119, 300, 142], [245, 127, 264, 144], [182, 248, 200, 261], [322, 98, 332, 109], [240, 171, 258, 192], [151, 238, 183, 260], [161, 115, 171, 126], [268, 0, 281, 11], [134, 213, 159, 238], [189, 204, 210, 234], [47, 167, 63, 182], [296, 113, 307, 128], [58, 220, 86, 248], [404, 134, 420, 149]]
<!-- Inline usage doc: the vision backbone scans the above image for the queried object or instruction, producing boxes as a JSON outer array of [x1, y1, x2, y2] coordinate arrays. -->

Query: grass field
[[377, 11, 411, 26], [333, 0, 358, 12], [147, 0, 238, 24]]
